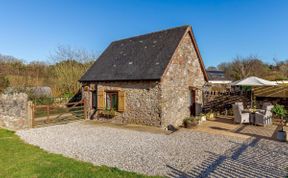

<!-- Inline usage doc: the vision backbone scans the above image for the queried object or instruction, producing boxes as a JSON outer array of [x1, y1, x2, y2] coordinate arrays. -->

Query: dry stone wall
[[0, 93, 31, 130]]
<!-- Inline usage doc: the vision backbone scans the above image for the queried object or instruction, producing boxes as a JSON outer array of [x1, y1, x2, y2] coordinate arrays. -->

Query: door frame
[[189, 89, 196, 116]]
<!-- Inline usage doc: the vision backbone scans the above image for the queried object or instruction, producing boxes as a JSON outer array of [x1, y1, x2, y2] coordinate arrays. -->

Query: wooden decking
[[193, 116, 288, 141]]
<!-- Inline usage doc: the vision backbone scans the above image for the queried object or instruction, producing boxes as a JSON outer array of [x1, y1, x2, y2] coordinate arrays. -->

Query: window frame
[[105, 91, 118, 111]]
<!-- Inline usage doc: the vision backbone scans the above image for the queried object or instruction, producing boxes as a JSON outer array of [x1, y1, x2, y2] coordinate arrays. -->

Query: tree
[[0, 76, 9, 93], [272, 59, 288, 80], [26, 61, 50, 86], [49, 45, 96, 96], [217, 62, 233, 80], [218, 56, 270, 80]]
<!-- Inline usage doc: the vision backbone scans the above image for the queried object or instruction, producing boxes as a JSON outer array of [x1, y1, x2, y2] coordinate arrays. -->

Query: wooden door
[[190, 90, 196, 116]]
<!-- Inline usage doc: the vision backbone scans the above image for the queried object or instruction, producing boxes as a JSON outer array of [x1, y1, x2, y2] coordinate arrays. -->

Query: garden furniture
[[233, 104, 250, 124], [255, 105, 273, 126]]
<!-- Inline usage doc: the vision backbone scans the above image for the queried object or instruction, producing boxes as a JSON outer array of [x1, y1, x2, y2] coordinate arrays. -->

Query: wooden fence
[[30, 99, 87, 128]]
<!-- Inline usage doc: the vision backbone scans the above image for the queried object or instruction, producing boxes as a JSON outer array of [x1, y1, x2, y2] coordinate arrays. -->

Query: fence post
[[83, 98, 88, 120], [27, 101, 34, 128], [47, 105, 50, 122]]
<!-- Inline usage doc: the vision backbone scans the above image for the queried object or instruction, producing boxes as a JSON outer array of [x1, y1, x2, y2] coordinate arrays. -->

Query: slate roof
[[206, 70, 230, 81], [80, 25, 206, 82]]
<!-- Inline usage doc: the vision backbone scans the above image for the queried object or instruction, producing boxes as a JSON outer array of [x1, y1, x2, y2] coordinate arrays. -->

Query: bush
[[99, 109, 116, 118], [0, 76, 9, 93], [271, 104, 287, 131], [31, 96, 54, 105], [271, 104, 287, 118], [183, 116, 200, 128]]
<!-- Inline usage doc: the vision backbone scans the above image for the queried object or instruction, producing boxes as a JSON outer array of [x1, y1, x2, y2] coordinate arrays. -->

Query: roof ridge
[[111, 25, 190, 44], [79, 25, 197, 82]]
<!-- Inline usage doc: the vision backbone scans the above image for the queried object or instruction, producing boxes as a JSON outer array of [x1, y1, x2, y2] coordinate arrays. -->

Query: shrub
[[271, 104, 287, 131], [183, 116, 200, 128], [0, 76, 9, 93], [271, 104, 287, 118], [31, 96, 54, 105], [99, 109, 116, 118]]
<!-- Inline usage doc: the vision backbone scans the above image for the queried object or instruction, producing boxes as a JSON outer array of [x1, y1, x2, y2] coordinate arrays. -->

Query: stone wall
[[0, 93, 31, 130], [87, 81, 162, 126], [83, 33, 207, 128], [160, 33, 206, 127]]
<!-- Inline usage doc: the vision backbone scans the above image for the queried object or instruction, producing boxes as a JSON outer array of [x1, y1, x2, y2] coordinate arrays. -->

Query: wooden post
[[27, 101, 34, 128], [47, 105, 50, 123], [83, 98, 87, 120]]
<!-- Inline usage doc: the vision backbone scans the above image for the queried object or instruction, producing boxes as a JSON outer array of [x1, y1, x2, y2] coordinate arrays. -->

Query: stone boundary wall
[[0, 93, 32, 130]]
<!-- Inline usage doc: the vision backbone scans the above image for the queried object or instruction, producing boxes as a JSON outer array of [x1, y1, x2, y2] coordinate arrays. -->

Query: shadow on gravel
[[166, 137, 288, 178]]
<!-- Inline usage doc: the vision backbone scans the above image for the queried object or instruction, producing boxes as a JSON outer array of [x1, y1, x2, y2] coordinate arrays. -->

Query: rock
[[0, 93, 29, 130]]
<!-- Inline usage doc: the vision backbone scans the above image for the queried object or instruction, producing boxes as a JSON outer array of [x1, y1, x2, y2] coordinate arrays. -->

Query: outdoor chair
[[255, 105, 273, 126], [235, 102, 244, 111], [258, 102, 272, 114], [262, 102, 272, 110], [233, 104, 250, 124]]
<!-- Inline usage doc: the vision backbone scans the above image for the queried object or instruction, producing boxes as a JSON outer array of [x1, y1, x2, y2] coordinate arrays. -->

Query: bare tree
[[49, 45, 97, 96], [218, 55, 269, 80], [49, 45, 97, 63]]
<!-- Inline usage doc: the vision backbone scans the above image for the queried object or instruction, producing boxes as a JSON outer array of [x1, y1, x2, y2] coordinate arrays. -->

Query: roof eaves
[[188, 28, 209, 82]]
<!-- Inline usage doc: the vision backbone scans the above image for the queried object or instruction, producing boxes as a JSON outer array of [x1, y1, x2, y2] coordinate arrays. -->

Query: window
[[106, 92, 118, 110], [97, 88, 125, 112]]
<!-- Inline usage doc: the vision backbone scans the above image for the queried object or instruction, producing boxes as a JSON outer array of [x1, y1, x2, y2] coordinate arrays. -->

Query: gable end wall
[[160, 33, 206, 127]]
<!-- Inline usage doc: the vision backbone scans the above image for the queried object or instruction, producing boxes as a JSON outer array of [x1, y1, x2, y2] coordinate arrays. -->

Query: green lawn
[[0, 129, 161, 178]]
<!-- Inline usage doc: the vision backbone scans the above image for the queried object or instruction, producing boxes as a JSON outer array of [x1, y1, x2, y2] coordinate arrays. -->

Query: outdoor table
[[242, 109, 259, 125]]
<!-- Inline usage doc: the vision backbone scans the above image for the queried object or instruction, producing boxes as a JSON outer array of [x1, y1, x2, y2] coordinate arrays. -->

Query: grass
[[0, 128, 161, 178]]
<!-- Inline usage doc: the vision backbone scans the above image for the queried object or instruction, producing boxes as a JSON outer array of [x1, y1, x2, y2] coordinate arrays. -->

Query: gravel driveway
[[17, 122, 288, 177]]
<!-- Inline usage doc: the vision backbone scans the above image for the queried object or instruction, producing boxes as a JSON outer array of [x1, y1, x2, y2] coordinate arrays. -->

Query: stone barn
[[79, 25, 208, 128]]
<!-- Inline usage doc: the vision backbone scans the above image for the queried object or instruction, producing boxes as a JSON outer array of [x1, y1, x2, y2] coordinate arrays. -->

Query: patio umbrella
[[231, 76, 277, 107]]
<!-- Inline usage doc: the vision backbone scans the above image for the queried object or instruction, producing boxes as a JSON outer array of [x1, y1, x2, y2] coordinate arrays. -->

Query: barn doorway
[[190, 89, 196, 116]]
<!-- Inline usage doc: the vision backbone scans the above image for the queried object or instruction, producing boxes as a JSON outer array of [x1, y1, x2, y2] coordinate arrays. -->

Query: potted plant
[[206, 112, 215, 120], [183, 117, 200, 128], [199, 113, 206, 122], [99, 108, 116, 118], [271, 104, 287, 142]]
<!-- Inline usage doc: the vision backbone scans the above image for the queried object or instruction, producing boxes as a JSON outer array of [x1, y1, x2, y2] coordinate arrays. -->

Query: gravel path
[[17, 122, 288, 177]]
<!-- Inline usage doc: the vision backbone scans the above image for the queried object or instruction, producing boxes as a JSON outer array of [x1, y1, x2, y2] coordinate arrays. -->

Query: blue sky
[[0, 0, 287, 67]]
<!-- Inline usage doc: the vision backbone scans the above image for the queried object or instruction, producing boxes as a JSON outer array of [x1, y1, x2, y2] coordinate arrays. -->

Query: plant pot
[[183, 122, 191, 128], [276, 130, 287, 142]]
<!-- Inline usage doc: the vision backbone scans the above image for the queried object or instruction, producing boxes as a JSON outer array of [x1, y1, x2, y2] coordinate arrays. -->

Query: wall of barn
[[160, 33, 206, 127], [84, 81, 162, 126]]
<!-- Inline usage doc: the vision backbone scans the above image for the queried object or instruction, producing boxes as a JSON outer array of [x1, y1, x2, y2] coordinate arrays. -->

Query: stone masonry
[[0, 93, 31, 130], [87, 81, 162, 126], [85, 33, 206, 128], [160, 33, 206, 127]]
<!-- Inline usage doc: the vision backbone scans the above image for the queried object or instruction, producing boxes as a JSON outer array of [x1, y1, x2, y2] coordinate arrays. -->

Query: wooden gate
[[31, 99, 87, 128]]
